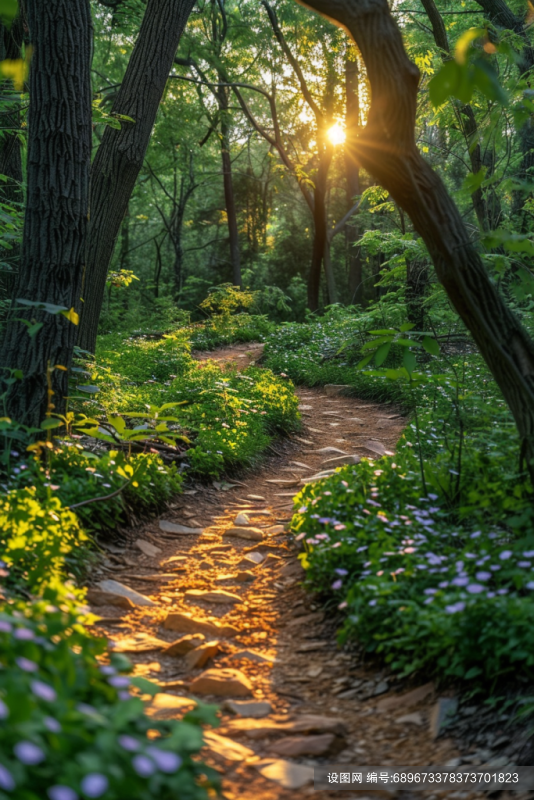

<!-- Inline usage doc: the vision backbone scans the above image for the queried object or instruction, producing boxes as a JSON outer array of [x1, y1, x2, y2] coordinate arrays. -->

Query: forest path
[[89, 343, 481, 800]]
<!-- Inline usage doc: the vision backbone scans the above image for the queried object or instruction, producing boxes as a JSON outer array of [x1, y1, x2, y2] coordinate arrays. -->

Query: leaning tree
[[0, 0, 92, 428], [298, 0, 534, 474]]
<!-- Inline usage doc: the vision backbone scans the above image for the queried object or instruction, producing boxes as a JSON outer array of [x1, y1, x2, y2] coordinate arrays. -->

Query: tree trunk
[[77, 0, 196, 353], [0, 0, 92, 428], [0, 15, 25, 299], [301, 0, 534, 474], [323, 238, 338, 304], [345, 49, 363, 304], [218, 84, 242, 287], [307, 142, 332, 310]]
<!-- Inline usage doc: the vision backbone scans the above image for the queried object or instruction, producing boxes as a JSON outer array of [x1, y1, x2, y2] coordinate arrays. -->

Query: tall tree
[[0, 0, 92, 427], [77, 0, 196, 353], [299, 0, 534, 474]]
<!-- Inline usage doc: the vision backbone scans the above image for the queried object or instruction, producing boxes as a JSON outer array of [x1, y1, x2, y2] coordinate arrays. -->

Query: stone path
[[87, 344, 512, 800]]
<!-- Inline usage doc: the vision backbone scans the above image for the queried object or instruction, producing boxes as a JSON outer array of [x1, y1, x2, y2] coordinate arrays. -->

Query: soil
[[88, 343, 531, 800]]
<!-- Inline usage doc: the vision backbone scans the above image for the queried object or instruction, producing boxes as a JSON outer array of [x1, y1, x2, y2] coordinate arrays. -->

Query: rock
[[247, 494, 265, 500], [373, 680, 389, 696], [298, 404, 313, 410], [312, 446, 347, 455], [146, 693, 196, 720], [223, 526, 264, 541], [135, 539, 162, 557], [430, 697, 458, 738], [263, 554, 282, 568], [265, 478, 301, 486], [108, 633, 169, 653], [486, 756, 509, 768], [306, 665, 323, 678], [189, 668, 253, 697], [266, 525, 285, 535], [235, 570, 256, 582], [322, 454, 361, 467], [396, 712, 424, 726], [184, 589, 241, 606], [163, 611, 239, 639], [300, 470, 336, 484], [162, 634, 206, 657], [296, 641, 328, 652], [159, 520, 203, 535], [229, 649, 276, 665], [254, 759, 314, 790], [223, 699, 272, 718], [96, 580, 156, 607], [203, 731, 255, 761], [363, 439, 393, 456], [227, 714, 347, 738], [377, 682, 434, 712], [234, 512, 250, 526], [184, 640, 219, 670], [325, 384, 351, 397], [268, 733, 336, 757], [86, 588, 134, 609]]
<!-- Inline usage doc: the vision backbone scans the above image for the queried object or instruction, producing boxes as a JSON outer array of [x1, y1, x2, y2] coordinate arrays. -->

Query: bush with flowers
[[0, 489, 217, 799]]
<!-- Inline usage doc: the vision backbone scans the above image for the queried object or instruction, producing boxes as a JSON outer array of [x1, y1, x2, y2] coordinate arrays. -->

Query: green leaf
[[27, 322, 43, 339], [396, 338, 420, 348], [399, 323, 415, 333], [429, 59, 473, 107], [40, 418, 63, 431], [403, 349, 417, 375], [129, 676, 161, 697], [368, 329, 397, 336], [462, 167, 487, 195], [422, 336, 440, 356], [473, 59, 508, 105], [357, 354, 374, 370], [374, 342, 392, 366], [76, 385, 100, 394]]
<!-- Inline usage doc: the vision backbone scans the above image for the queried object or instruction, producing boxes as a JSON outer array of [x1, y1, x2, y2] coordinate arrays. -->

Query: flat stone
[[203, 731, 255, 761], [247, 494, 265, 500], [86, 588, 134, 609], [109, 633, 168, 653], [185, 589, 241, 606], [189, 668, 253, 697], [235, 570, 256, 582], [184, 640, 219, 670], [163, 611, 239, 639], [223, 526, 263, 541], [227, 714, 347, 738], [162, 634, 206, 657], [377, 682, 434, 712], [146, 693, 196, 720], [324, 384, 351, 397], [97, 580, 156, 607], [159, 520, 203, 535], [266, 525, 285, 535], [373, 680, 390, 696], [234, 512, 250, 526], [254, 759, 314, 790], [268, 733, 336, 757], [135, 538, 162, 557], [300, 470, 336, 484], [229, 649, 276, 665], [243, 551, 264, 565], [430, 697, 458, 738], [296, 641, 328, 652], [322, 454, 361, 467], [312, 447, 347, 455], [363, 439, 393, 456], [396, 712, 424, 726], [223, 699, 272, 718]]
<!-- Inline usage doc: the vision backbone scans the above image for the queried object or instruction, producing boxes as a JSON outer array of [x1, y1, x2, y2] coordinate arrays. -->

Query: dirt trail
[[89, 344, 490, 800]]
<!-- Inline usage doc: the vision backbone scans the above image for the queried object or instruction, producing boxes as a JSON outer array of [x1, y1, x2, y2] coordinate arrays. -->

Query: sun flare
[[328, 122, 346, 146]]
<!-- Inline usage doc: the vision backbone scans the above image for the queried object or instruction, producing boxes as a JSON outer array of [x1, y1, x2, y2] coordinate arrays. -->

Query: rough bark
[[308, 142, 333, 310], [218, 82, 242, 287], [77, 0, 196, 353], [299, 0, 534, 473], [0, 0, 92, 427], [345, 50, 363, 304]]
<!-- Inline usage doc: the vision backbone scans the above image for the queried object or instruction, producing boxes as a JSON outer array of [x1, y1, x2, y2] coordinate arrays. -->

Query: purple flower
[[80, 774, 108, 798], [466, 584, 484, 594], [335, 568, 348, 576], [470, 531, 481, 538], [48, 787, 79, 800], [526, 582, 534, 590], [524, 550, 534, 558], [490, 564, 501, 571], [298, 506, 307, 514], [108, 676, 130, 689], [487, 591, 496, 598], [452, 576, 469, 587], [338, 601, 348, 610], [98, 665, 116, 676], [118, 691, 131, 701], [118, 735, 140, 752], [438, 581, 449, 588], [31, 681, 57, 702], [518, 561, 531, 569], [14, 628, 34, 641], [497, 588, 509, 595], [146, 747, 181, 773], [44, 717, 61, 733], [132, 754, 156, 777], [445, 601, 465, 614], [15, 657, 38, 673], [14, 741, 45, 765], [0, 764, 15, 791], [331, 579, 343, 590], [424, 588, 437, 595], [499, 550, 513, 560], [0, 621, 12, 633], [0, 699, 8, 720], [368, 599, 377, 607], [475, 571, 491, 582]]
